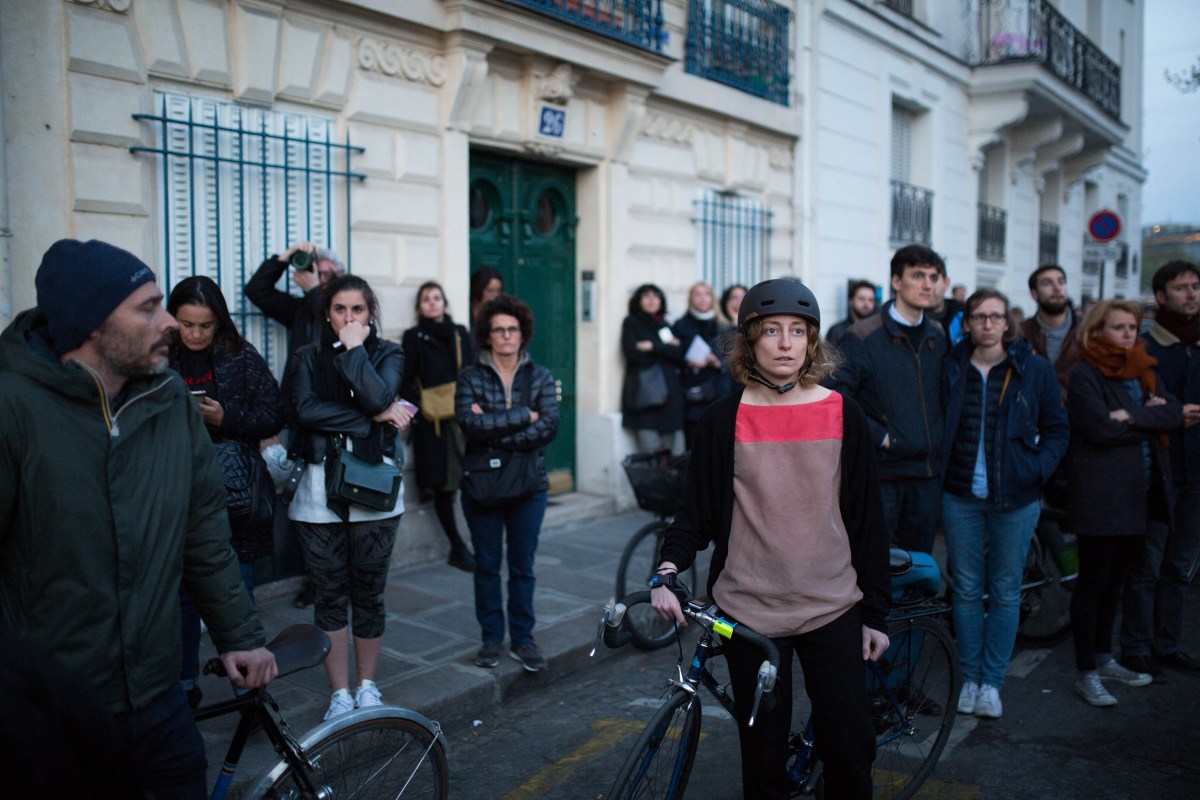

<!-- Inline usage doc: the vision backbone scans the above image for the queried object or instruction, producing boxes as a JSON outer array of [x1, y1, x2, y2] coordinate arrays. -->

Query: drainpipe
[[0, 41, 11, 329]]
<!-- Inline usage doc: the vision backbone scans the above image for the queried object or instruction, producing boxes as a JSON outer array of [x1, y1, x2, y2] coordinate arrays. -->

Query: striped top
[[712, 392, 862, 637]]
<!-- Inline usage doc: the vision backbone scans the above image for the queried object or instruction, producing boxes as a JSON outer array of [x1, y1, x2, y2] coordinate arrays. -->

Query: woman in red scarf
[[1067, 300, 1181, 707]]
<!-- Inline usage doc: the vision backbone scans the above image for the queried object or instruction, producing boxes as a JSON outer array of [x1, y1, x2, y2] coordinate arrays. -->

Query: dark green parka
[[0, 309, 264, 713]]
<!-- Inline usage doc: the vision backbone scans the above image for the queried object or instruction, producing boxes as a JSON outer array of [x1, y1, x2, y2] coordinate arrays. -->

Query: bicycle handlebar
[[593, 591, 781, 726]]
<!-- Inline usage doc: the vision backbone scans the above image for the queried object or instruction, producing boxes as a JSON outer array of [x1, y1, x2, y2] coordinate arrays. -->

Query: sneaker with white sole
[[324, 688, 355, 720], [957, 681, 980, 714], [354, 679, 383, 708], [1097, 659, 1152, 687], [975, 684, 1003, 718], [1075, 672, 1117, 707]]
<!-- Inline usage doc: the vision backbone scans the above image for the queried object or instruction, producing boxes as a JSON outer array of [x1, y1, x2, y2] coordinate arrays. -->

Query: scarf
[[688, 309, 717, 321], [314, 322, 386, 465], [1154, 306, 1200, 347], [1080, 335, 1168, 448], [417, 313, 460, 343]]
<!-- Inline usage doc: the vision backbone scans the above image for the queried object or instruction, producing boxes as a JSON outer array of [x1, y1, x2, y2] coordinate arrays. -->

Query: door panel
[[469, 153, 576, 492]]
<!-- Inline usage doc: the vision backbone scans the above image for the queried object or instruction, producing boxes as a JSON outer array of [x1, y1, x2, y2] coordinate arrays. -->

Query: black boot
[[448, 544, 476, 573]]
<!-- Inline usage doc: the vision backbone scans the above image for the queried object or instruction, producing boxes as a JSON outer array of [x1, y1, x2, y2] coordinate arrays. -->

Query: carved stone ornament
[[536, 63, 579, 104], [641, 113, 697, 146], [357, 37, 447, 87], [524, 141, 564, 158], [767, 145, 793, 170], [68, 0, 132, 12]]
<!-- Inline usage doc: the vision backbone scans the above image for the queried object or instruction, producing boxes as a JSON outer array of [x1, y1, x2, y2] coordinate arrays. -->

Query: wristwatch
[[649, 572, 679, 591]]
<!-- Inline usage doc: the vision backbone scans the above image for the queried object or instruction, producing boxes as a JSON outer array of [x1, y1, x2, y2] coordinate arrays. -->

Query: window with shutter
[[132, 92, 364, 377], [694, 188, 771, 292]]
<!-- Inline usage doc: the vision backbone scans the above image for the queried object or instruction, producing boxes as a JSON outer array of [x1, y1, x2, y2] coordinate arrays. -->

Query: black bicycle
[[598, 549, 959, 800], [1016, 503, 1078, 644], [196, 624, 449, 799]]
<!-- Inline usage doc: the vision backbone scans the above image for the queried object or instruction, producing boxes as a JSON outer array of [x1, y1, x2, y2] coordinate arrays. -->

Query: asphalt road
[[445, 600, 1200, 800]]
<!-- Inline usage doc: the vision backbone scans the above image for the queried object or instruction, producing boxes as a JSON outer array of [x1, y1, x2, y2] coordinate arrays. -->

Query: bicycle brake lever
[[590, 602, 614, 657], [748, 661, 777, 727]]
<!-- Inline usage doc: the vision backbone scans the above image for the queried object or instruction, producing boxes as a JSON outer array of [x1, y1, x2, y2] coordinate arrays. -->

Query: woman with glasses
[[942, 290, 1069, 719], [456, 295, 559, 672]]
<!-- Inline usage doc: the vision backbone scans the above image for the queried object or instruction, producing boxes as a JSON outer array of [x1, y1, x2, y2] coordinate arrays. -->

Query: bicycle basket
[[622, 451, 689, 516]]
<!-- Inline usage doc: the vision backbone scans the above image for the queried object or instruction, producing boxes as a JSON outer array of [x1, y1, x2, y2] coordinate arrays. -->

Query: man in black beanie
[[0, 239, 277, 798]]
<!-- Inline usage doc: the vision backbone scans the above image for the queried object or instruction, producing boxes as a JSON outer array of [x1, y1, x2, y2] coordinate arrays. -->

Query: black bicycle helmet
[[738, 277, 821, 331]]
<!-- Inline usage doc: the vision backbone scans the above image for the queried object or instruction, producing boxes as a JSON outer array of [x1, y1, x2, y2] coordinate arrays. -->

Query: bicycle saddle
[[268, 624, 333, 679], [889, 548, 913, 576]]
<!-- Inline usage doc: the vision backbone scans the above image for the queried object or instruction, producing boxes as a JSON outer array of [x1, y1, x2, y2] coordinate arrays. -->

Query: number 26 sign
[[538, 105, 565, 138]]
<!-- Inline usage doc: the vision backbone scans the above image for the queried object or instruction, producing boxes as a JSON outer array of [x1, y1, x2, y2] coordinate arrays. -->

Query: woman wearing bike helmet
[[652, 277, 891, 800]]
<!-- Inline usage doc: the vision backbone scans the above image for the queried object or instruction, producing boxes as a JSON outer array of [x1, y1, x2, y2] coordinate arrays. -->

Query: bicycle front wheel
[[1017, 536, 1073, 644], [608, 688, 701, 800], [246, 708, 449, 800], [868, 616, 959, 800], [614, 521, 695, 651]]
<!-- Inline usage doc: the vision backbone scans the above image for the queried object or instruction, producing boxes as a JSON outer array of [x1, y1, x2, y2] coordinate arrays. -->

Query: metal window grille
[[885, 0, 913, 16], [685, 0, 791, 106], [890, 179, 933, 245], [694, 189, 771, 291], [1039, 221, 1060, 266], [977, 203, 1007, 261], [131, 92, 364, 376], [502, 0, 666, 52]]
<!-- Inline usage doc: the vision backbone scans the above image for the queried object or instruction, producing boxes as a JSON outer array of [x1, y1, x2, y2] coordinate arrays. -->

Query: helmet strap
[[746, 360, 808, 395]]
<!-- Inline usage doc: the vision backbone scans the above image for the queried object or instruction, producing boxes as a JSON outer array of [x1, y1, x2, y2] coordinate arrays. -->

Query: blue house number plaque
[[539, 105, 565, 138]]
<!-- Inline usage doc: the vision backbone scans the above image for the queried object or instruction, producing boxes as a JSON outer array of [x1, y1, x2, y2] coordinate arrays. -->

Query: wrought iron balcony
[[977, 203, 1007, 261], [503, 1, 666, 53], [685, 0, 791, 105], [978, 0, 1120, 121], [891, 179, 933, 246], [884, 0, 913, 16], [1039, 221, 1060, 266]]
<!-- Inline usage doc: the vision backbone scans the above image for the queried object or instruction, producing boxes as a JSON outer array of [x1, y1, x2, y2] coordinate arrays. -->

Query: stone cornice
[[356, 36, 446, 87], [68, 0, 131, 12], [641, 112, 698, 146]]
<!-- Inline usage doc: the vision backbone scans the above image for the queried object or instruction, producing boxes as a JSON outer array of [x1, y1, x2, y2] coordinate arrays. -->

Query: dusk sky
[[1141, 0, 1200, 225]]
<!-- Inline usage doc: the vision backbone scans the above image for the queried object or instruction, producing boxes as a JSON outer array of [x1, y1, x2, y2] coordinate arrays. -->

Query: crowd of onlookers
[[620, 247, 1200, 718]]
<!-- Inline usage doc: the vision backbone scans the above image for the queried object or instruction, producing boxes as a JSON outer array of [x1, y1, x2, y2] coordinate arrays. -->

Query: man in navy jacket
[[832, 244, 948, 553], [1120, 260, 1200, 679]]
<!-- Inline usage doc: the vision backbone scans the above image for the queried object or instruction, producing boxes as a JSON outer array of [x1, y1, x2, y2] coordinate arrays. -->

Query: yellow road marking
[[500, 718, 644, 800]]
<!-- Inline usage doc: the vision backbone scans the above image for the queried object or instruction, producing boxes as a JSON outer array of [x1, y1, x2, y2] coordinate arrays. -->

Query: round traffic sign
[[1088, 210, 1121, 243]]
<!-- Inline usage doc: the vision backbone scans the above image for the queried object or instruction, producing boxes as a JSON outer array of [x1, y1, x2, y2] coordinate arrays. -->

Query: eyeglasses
[[489, 326, 521, 338], [968, 312, 1006, 326]]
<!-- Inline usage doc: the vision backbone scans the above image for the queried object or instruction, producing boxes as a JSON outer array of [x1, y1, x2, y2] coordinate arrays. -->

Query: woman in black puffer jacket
[[455, 294, 559, 672], [621, 283, 685, 453], [285, 274, 410, 720]]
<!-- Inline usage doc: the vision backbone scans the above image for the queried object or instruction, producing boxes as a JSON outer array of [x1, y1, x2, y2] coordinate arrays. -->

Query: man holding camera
[[244, 241, 344, 366]]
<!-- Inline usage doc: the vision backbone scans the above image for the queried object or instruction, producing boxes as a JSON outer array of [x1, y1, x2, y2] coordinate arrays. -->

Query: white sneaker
[[324, 688, 354, 720], [957, 681, 980, 714], [975, 684, 1003, 719], [354, 679, 383, 708], [1097, 659, 1152, 687], [1075, 672, 1117, 707]]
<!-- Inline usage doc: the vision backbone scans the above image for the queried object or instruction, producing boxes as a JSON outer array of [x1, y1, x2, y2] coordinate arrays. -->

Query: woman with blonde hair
[[672, 281, 726, 448], [1067, 299, 1181, 706]]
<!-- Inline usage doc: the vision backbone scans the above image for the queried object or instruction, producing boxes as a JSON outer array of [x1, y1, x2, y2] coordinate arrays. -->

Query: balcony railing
[[1039, 221, 1060, 266], [977, 0, 1120, 121], [685, 0, 791, 105], [977, 203, 1007, 261], [884, 0, 913, 16], [891, 179, 933, 245], [503, 1, 666, 52]]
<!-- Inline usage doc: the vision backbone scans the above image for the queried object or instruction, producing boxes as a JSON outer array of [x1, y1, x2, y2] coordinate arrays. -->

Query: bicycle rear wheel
[[246, 708, 449, 799], [868, 616, 959, 800], [614, 521, 696, 650], [1016, 536, 1074, 644], [608, 689, 702, 800]]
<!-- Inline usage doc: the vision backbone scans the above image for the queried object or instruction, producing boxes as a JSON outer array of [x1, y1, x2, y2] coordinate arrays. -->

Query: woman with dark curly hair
[[456, 294, 559, 672], [167, 275, 284, 706]]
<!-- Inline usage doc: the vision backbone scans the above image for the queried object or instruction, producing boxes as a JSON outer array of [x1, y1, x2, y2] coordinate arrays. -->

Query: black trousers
[[1071, 534, 1143, 671], [725, 606, 874, 800]]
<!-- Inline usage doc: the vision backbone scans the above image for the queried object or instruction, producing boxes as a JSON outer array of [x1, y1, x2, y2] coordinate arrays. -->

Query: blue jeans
[[943, 493, 1040, 688], [463, 491, 548, 645], [1121, 481, 1200, 657], [880, 477, 941, 554]]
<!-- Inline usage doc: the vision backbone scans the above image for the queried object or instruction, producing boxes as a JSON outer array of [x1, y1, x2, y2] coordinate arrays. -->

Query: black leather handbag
[[213, 440, 275, 561], [325, 438, 403, 512]]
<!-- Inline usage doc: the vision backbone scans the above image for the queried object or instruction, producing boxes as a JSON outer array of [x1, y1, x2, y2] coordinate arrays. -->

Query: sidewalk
[[197, 496, 651, 788]]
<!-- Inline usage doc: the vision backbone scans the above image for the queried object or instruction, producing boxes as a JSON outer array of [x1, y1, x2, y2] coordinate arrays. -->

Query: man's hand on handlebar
[[862, 626, 889, 662], [219, 647, 278, 689]]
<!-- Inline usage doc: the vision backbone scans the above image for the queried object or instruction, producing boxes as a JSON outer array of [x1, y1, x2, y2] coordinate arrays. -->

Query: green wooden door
[[469, 153, 576, 493]]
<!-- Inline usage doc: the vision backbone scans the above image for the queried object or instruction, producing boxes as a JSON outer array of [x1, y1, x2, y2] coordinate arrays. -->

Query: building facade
[[0, 0, 1144, 570]]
